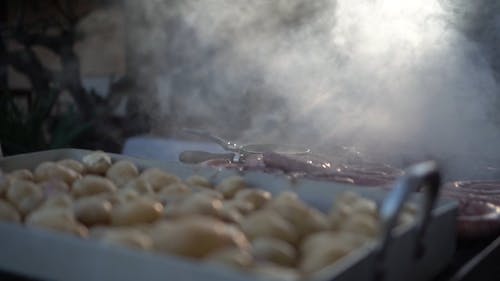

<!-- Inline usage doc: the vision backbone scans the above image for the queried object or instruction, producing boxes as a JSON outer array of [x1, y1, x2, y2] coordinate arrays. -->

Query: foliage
[[0, 90, 91, 155], [1, 0, 127, 155]]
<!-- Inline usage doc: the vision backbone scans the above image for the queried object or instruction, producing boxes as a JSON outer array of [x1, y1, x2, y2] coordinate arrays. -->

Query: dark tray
[[432, 235, 500, 281]]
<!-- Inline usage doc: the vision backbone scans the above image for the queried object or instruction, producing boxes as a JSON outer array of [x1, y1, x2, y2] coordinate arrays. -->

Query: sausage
[[262, 152, 329, 174], [441, 181, 500, 238], [263, 152, 398, 186], [455, 200, 500, 239]]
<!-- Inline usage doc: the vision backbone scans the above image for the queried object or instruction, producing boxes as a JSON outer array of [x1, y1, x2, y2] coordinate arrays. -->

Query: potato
[[6, 179, 44, 215], [38, 180, 70, 197], [151, 216, 249, 259], [0, 173, 9, 198], [224, 200, 255, 215], [329, 212, 343, 231], [329, 192, 380, 232], [205, 247, 253, 268], [8, 169, 34, 181], [178, 193, 223, 217], [139, 168, 180, 191], [252, 237, 297, 267], [300, 231, 368, 258], [300, 241, 353, 274], [34, 162, 80, 185], [273, 191, 299, 203], [217, 206, 244, 224], [398, 212, 416, 227], [334, 197, 378, 219], [0, 199, 21, 223], [122, 178, 154, 194], [402, 202, 418, 215], [72, 175, 117, 198], [240, 210, 298, 244], [39, 194, 73, 210], [163, 193, 223, 219], [57, 159, 85, 174], [147, 220, 175, 238], [252, 264, 300, 281], [271, 193, 329, 238], [99, 229, 153, 250], [74, 196, 112, 226], [111, 198, 163, 226], [334, 191, 359, 206], [157, 182, 191, 197], [112, 188, 141, 204], [191, 186, 224, 200], [397, 202, 418, 227], [162, 203, 183, 218], [351, 197, 378, 217], [300, 232, 367, 274], [340, 214, 378, 237], [82, 151, 112, 174], [215, 176, 247, 198], [25, 208, 88, 237], [234, 189, 272, 209], [113, 189, 141, 204], [185, 175, 212, 188], [331, 191, 377, 218], [106, 160, 139, 187]]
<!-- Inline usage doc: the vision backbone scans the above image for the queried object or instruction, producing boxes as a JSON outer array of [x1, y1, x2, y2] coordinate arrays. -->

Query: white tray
[[0, 149, 458, 281]]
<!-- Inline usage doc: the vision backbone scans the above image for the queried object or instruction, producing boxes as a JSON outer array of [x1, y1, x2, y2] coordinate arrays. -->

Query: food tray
[[0, 149, 458, 281]]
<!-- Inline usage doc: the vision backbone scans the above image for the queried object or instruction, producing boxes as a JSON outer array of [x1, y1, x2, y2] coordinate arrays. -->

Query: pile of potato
[[0, 151, 417, 280]]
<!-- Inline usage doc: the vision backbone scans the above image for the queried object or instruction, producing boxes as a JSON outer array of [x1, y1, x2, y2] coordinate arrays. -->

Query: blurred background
[[1, 0, 138, 155], [1, 0, 499, 176]]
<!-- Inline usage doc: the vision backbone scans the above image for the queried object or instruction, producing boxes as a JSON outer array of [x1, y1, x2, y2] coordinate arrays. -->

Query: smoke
[[126, 0, 500, 180]]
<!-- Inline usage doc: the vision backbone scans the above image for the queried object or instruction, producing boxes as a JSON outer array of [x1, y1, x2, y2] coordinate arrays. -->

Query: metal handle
[[375, 161, 441, 280], [181, 128, 240, 152], [178, 150, 235, 164]]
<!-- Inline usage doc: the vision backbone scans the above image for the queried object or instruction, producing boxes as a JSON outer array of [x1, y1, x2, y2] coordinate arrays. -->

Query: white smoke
[[126, 0, 500, 180]]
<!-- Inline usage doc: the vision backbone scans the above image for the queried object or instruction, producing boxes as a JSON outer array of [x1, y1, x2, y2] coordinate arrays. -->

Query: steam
[[126, 0, 500, 180]]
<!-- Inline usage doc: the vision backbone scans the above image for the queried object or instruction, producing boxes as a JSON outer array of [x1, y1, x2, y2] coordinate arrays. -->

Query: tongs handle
[[182, 128, 240, 152], [179, 150, 235, 164], [375, 161, 441, 279]]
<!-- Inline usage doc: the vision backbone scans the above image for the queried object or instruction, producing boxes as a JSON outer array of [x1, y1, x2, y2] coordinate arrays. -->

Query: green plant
[[0, 90, 91, 155], [49, 105, 92, 149]]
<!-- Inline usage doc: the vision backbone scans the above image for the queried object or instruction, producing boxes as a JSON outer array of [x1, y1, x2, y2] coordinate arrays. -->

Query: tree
[[0, 0, 122, 155]]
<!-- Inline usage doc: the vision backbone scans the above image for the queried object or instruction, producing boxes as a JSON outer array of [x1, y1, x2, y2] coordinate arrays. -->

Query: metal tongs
[[179, 128, 311, 164], [374, 161, 441, 280]]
